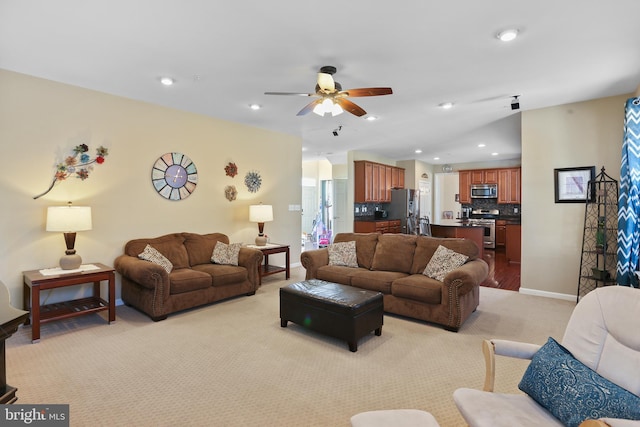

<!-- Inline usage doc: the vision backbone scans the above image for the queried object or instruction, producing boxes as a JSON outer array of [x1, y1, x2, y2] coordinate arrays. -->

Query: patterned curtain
[[617, 96, 640, 286]]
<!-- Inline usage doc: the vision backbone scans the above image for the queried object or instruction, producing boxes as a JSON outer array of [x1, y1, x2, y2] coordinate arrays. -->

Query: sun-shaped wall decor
[[224, 185, 238, 201], [244, 170, 262, 193], [224, 162, 238, 178]]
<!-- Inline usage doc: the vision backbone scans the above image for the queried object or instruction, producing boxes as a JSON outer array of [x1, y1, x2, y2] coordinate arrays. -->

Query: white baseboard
[[518, 287, 576, 302], [291, 261, 301, 268]]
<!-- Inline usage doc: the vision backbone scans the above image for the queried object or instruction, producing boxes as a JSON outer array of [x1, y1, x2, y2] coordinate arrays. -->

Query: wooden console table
[[22, 263, 115, 343], [246, 243, 290, 284], [0, 281, 29, 403]]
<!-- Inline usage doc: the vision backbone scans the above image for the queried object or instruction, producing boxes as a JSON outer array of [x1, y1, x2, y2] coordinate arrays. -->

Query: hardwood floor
[[480, 247, 521, 291]]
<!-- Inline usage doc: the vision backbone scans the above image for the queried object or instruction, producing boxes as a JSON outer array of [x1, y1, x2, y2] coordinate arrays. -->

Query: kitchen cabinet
[[354, 161, 404, 203], [505, 224, 521, 263], [354, 219, 401, 234], [495, 220, 506, 247], [469, 169, 498, 184], [458, 171, 471, 204], [497, 168, 521, 204]]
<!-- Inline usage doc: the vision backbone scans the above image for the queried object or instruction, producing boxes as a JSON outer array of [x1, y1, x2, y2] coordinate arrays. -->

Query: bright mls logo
[[1, 405, 69, 426]]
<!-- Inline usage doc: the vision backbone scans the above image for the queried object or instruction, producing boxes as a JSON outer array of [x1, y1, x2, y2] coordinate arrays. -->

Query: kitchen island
[[430, 220, 485, 257]]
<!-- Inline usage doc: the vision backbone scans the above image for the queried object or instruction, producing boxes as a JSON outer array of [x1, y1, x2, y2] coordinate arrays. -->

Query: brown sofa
[[114, 232, 263, 321], [300, 232, 489, 331]]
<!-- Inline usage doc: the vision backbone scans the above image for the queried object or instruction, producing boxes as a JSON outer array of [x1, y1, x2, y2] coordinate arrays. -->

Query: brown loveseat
[[114, 232, 263, 321], [300, 232, 489, 331]]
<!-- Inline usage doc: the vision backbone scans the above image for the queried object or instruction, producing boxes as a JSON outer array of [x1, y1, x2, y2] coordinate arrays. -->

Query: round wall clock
[[151, 152, 198, 200], [244, 170, 262, 193]]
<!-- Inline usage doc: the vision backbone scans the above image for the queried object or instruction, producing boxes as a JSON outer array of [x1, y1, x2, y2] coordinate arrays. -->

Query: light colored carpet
[[6, 267, 575, 426]]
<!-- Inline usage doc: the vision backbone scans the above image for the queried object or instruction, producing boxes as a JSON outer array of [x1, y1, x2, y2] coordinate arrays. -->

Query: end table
[[245, 243, 290, 284], [22, 263, 115, 343]]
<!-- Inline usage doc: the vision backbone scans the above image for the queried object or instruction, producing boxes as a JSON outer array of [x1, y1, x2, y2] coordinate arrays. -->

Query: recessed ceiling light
[[478, 143, 486, 148], [249, 104, 261, 110], [439, 102, 454, 110], [433, 157, 440, 160], [365, 116, 378, 121], [491, 152, 499, 156], [415, 149, 422, 154], [160, 77, 175, 86], [497, 28, 519, 42]]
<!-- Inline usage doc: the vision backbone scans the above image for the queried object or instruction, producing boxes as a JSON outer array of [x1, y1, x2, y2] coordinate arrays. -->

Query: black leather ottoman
[[280, 279, 383, 352]]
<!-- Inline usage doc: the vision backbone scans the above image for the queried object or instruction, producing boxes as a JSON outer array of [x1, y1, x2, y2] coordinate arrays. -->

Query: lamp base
[[255, 235, 267, 246], [59, 254, 82, 270]]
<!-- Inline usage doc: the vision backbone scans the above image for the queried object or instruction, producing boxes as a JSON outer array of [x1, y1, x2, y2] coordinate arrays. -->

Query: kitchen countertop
[[354, 217, 401, 222]]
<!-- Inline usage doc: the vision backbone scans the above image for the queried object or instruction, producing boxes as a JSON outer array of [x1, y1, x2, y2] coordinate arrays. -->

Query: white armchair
[[453, 286, 640, 427]]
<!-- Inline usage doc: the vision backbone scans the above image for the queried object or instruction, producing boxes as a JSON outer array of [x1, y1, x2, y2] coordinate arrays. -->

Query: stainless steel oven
[[469, 218, 496, 249]]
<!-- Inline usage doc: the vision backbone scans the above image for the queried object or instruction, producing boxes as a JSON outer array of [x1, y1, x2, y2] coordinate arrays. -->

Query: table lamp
[[46, 202, 92, 270], [249, 204, 273, 246]]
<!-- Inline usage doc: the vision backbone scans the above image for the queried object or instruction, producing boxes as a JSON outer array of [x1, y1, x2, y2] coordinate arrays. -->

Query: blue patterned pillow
[[518, 337, 640, 427]]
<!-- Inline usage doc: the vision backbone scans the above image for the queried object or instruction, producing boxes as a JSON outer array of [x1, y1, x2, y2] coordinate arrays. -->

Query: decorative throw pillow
[[422, 245, 468, 281], [211, 241, 242, 266], [519, 337, 640, 427], [328, 241, 358, 268], [138, 244, 173, 273]]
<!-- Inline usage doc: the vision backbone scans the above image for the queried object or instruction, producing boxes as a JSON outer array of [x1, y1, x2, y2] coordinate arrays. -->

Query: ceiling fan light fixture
[[313, 98, 343, 117], [497, 28, 519, 42]]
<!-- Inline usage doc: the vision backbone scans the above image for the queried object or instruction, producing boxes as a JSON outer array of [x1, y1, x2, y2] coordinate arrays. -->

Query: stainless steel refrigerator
[[389, 188, 420, 234]]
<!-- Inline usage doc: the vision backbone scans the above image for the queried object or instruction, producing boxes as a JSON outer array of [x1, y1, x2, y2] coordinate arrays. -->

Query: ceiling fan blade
[[335, 98, 367, 117], [317, 72, 335, 94], [341, 87, 393, 97], [264, 92, 314, 96], [296, 99, 322, 116]]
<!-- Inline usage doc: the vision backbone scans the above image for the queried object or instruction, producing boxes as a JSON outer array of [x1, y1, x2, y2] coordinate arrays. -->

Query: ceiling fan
[[264, 66, 393, 117]]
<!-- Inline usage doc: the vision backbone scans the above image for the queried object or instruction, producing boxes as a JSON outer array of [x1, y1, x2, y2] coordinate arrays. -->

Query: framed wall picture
[[554, 166, 595, 203]]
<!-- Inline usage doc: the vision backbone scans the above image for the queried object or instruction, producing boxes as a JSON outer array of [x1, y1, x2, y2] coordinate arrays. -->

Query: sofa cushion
[[423, 245, 469, 281], [411, 236, 480, 275], [328, 241, 358, 268], [169, 268, 212, 294], [391, 275, 442, 304], [371, 234, 417, 273], [351, 270, 408, 294], [125, 233, 190, 269], [192, 264, 248, 287], [519, 337, 640, 427], [183, 232, 229, 266], [316, 265, 362, 285], [211, 241, 242, 266], [138, 244, 173, 273], [333, 233, 379, 269]]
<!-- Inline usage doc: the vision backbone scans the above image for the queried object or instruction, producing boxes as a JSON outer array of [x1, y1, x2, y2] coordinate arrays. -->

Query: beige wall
[[0, 69, 302, 305], [521, 94, 628, 299]]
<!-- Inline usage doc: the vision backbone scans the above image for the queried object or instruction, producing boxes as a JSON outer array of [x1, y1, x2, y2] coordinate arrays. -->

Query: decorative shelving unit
[[577, 167, 619, 301]]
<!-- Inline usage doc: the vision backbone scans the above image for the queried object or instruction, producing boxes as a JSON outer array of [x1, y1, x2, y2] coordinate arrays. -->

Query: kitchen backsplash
[[462, 199, 521, 215], [354, 202, 389, 218]]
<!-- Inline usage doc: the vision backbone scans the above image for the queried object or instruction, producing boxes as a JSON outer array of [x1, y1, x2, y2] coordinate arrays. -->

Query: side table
[[22, 263, 115, 343], [246, 243, 290, 284]]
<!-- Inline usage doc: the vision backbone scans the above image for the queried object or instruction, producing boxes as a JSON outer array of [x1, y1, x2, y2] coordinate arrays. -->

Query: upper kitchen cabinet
[[458, 171, 471, 204], [497, 168, 521, 204], [354, 160, 404, 203], [470, 169, 498, 184]]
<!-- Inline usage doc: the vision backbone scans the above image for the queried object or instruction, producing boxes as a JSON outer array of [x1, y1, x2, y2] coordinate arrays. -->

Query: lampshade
[[46, 206, 92, 232], [249, 204, 273, 246], [313, 98, 344, 117], [46, 204, 92, 270], [249, 204, 273, 223]]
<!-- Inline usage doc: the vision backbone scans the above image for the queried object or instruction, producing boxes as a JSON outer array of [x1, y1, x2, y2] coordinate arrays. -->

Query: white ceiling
[[2, 1, 639, 165]]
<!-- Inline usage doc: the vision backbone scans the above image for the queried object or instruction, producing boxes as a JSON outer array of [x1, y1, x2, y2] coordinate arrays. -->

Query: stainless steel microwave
[[471, 184, 497, 198]]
